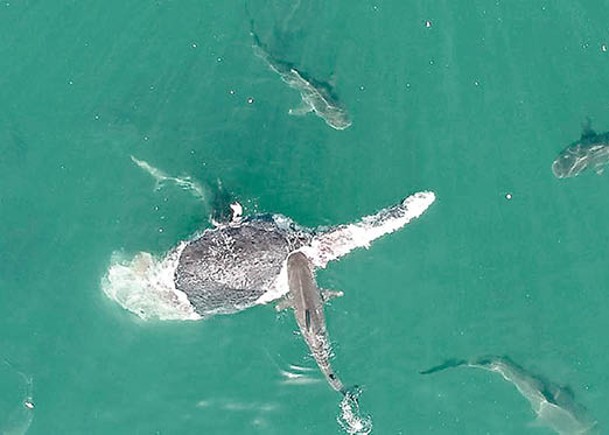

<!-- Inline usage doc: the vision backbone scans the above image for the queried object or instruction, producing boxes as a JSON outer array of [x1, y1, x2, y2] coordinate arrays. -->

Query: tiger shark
[[282, 251, 349, 395], [421, 356, 598, 435], [249, 21, 352, 130]]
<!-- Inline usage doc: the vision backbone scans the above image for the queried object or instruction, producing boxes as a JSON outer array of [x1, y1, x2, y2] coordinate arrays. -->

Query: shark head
[[323, 106, 352, 130]]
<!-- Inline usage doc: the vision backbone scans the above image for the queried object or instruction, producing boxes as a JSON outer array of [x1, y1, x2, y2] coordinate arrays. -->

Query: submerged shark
[[421, 356, 597, 435], [174, 191, 435, 318], [249, 22, 352, 130], [282, 251, 348, 395], [552, 121, 609, 178]]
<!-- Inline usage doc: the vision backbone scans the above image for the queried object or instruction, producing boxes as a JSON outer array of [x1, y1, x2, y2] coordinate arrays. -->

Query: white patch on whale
[[101, 242, 201, 321]]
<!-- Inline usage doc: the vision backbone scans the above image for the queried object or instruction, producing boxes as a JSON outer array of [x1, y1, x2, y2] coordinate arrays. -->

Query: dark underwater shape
[[421, 356, 598, 435], [209, 179, 239, 225], [249, 20, 352, 130], [552, 121, 609, 178]]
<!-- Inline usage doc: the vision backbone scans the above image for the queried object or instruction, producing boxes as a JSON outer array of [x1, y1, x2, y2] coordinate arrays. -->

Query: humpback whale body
[[552, 120, 609, 178], [421, 356, 598, 435], [174, 213, 312, 317], [174, 191, 435, 317]]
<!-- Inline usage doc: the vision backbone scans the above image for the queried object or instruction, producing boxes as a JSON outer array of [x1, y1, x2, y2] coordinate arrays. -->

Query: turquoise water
[[2, 1, 609, 433]]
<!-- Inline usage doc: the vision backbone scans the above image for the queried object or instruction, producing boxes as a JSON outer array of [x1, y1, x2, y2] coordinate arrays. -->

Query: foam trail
[[278, 367, 322, 386], [196, 398, 278, 413], [264, 351, 320, 386], [337, 391, 372, 435], [0, 360, 34, 435], [130, 156, 207, 201], [101, 243, 201, 321], [288, 364, 315, 372]]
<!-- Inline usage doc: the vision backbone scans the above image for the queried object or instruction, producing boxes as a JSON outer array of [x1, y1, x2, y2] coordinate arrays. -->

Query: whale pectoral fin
[[321, 289, 344, 302], [595, 165, 605, 175], [275, 296, 293, 311], [288, 100, 313, 116], [305, 191, 436, 268]]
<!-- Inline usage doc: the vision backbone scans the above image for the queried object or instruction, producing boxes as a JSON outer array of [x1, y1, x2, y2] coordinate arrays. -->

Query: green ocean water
[[2, 1, 609, 433]]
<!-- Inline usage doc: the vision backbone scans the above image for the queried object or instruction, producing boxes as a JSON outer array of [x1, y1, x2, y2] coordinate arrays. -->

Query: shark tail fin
[[244, 2, 263, 49], [248, 18, 258, 42], [419, 358, 469, 375], [340, 384, 361, 401]]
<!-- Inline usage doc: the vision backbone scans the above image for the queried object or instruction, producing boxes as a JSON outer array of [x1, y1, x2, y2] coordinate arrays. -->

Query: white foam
[[278, 366, 322, 386], [101, 243, 201, 321], [230, 202, 243, 220], [195, 398, 278, 413], [337, 393, 372, 435], [288, 364, 316, 372], [101, 191, 435, 319], [130, 155, 207, 201], [255, 257, 290, 305], [0, 361, 34, 435], [254, 214, 305, 306], [303, 191, 436, 268]]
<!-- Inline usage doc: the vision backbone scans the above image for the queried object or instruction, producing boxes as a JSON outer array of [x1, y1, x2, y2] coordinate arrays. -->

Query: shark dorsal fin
[[581, 117, 597, 140], [305, 309, 311, 332]]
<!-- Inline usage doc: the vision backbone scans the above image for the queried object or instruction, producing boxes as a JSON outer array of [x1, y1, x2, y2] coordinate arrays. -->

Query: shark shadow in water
[[421, 356, 598, 435]]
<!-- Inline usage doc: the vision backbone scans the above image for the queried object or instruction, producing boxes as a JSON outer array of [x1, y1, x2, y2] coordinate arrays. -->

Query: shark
[[421, 356, 598, 435], [249, 21, 352, 130], [281, 251, 349, 395], [552, 120, 609, 178]]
